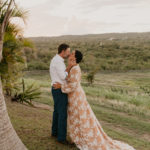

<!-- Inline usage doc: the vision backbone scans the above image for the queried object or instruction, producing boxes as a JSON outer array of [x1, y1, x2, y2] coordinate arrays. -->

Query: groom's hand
[[53, 82, 61, 89]]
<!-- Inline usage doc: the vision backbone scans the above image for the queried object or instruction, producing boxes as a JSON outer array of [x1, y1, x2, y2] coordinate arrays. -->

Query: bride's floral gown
[[61, 64, 136, 150]]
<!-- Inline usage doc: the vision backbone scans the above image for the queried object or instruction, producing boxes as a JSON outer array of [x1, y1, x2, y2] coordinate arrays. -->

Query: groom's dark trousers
[[51, 87, 68, 142]]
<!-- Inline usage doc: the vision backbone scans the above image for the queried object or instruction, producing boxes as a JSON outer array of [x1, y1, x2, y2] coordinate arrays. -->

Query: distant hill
[[24, 32, 150, 72], [29, 32, 150, 41]]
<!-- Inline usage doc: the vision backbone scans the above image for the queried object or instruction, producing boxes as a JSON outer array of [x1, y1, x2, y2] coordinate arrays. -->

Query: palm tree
[[0, 0, 27, 149]]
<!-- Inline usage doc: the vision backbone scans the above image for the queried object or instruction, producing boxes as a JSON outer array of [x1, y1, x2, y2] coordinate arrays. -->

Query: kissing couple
[[49, 43, 136, 150]]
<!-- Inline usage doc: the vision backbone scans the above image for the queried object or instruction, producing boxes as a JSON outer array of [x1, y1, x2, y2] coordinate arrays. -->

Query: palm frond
[[6, 23, 23, 36], [12, 79, 41, 106], [0, 0, 9, 10], [11, 7, 28, 24]]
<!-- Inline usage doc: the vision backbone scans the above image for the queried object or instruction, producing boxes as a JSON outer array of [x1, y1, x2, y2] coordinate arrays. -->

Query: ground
[[6, 70, 150, 150]]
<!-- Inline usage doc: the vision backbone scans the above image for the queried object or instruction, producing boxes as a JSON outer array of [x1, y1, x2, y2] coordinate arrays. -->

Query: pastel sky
[[15, 0, 150, 37]]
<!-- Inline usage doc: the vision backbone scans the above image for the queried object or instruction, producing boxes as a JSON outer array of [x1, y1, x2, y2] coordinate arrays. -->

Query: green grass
[[7, 100, 78, 150], [7, 70, 150, 150], [83, 85, 150, 109]]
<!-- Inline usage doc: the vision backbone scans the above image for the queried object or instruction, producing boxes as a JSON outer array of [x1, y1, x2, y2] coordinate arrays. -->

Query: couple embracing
[[49, 44, 136, 150]]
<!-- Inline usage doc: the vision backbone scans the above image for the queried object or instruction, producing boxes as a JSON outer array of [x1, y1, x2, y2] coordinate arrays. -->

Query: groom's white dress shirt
[[50, 54, 68, 86]]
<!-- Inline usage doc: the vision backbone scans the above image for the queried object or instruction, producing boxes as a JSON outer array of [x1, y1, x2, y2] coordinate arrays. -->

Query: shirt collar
[[56, 54, 64, 62]]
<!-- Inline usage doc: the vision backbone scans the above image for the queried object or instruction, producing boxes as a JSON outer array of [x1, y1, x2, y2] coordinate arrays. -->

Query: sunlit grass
[[12, 70, 150, 150]]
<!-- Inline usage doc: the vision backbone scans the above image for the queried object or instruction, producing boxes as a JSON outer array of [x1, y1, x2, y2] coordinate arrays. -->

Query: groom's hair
[[58, 43, 70, 54]]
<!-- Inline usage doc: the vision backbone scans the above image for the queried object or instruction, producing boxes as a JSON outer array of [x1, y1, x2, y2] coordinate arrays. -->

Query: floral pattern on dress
[[61, 65, 136, 150]]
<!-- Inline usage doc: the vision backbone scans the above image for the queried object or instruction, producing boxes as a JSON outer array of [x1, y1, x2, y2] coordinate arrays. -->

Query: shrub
[[12, 79, 41, 106]]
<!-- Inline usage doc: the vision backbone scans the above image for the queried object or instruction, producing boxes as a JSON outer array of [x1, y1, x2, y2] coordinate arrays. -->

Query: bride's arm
[[61, 66, 79, 93]]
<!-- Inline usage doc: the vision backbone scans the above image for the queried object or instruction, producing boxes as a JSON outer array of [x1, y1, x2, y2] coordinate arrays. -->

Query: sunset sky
[[15, 0, 150, 37]]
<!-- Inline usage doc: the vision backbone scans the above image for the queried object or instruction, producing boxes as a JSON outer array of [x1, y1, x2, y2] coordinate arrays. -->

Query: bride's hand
[[68, 59, 76, 67], [53, 82, 61, 89]]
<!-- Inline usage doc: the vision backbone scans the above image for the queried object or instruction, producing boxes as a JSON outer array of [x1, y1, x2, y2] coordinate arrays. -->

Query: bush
[[12, 79, 41, 106], [27, 61, 49, 70]]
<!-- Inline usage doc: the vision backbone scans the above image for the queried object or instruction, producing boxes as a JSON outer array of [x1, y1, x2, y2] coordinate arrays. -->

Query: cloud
[[62, 16, 121, 35], [14, 0, 150, 37]]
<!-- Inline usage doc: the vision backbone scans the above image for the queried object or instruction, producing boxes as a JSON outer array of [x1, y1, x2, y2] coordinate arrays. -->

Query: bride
[[53, 50, 136, 150]]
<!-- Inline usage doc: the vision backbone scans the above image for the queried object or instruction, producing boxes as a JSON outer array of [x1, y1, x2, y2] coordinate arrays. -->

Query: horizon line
[[25, 31, 150, 38]]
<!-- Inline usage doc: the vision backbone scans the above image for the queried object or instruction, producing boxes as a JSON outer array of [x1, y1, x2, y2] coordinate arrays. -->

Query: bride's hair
[[75, 50, 83, 63]]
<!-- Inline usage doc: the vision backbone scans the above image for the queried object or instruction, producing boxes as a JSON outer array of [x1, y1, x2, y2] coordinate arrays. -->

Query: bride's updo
[[75, 50, 83, 63]]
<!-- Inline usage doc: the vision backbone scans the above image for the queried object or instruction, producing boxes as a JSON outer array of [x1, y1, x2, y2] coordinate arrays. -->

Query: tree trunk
[[0, 77, 27, 150], [0, 39, 3, 62], [0, 0, 28, 148], [0, 29, 27, 149]]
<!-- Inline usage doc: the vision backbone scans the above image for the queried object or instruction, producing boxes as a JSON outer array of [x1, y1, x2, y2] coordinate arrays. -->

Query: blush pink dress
[[61, 64, 136, 150]]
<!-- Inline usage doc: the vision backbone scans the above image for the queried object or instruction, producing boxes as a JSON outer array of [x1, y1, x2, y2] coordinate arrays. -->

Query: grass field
[[6, 70, 150, 150]]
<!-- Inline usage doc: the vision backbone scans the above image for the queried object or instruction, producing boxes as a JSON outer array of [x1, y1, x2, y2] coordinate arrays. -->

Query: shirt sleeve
[[61, 66, 79, 93], [55, 61, 68, 80]]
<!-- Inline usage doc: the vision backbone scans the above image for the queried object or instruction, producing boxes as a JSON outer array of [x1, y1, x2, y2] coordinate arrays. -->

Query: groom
[[49, 43, 74, 144]]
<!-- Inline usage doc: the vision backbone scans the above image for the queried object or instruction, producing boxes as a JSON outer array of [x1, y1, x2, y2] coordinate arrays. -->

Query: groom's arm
[[55, 62, 75, 81], [55, 65, 68, 80]]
